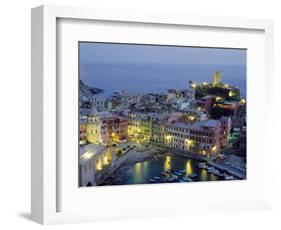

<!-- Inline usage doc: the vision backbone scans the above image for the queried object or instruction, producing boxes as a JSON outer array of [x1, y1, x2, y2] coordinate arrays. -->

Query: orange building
[[101, 116, 128, 143]]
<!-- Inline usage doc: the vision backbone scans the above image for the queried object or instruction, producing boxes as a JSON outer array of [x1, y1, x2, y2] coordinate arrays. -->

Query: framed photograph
[[31, 5, 274, 224]]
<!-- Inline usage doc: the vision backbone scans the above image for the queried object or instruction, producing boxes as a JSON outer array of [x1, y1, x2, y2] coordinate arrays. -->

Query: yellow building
[[86, 106, 102, 144], [127, 113, 152, 143], [212, 71, 221, 86]]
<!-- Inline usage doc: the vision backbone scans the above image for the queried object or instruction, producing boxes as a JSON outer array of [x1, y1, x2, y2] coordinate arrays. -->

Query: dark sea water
[[80, 63, 246, 97], [101, 152, 225, 186]]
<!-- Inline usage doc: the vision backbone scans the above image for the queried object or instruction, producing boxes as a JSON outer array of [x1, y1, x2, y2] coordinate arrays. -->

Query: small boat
[[198, 162, 207, 167], [189, 173, 197, 178], [199, 164, 208, 169], [166, 177, 177, 182], [154, 176, 160, 180], [225, 175, 235, 180], [161, 172, 167, 176], [165, 169, 172, 173], [150, 179, 157, 183], [212, 170, 220, 175], [171, 174, 179, 180], [182, 176, 192, 182], [174, 172, 183, 176], [178, 169, 186, 174], [207, 167, 215, 173]]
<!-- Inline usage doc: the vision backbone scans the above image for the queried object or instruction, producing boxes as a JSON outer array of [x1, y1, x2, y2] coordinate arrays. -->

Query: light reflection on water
[[164, 155, 171, 171], [200, 169, 208, 181], [103, 152, 223, 185], [185, 160, 193, 176]]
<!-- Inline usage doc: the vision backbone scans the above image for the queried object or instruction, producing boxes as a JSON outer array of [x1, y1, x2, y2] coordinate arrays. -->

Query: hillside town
[[79, 71, 247, 186]]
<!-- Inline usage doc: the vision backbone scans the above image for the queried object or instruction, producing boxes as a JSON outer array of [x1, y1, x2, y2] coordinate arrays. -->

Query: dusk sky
[[79, 42, 246, 96], [80, 42, 246, 66]]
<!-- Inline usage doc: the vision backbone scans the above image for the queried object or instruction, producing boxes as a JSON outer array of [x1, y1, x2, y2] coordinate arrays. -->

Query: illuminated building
[[151, 118, 167, 144], [127, 113, 152, 143], [212, 100, 240, 115], [212, 71, 221, 85], [86, 105, 128, 145], [86, 106, 102, 144], [79, 144, 112, 186], [165, 116, 231, 157], [101, 116, 128, 143], [79, 116, 87, 145]]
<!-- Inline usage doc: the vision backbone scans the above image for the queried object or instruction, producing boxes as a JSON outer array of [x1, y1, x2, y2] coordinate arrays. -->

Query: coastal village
[[79, 71, 247, 186]]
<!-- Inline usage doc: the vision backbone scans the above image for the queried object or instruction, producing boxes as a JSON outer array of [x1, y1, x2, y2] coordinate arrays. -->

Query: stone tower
[[213, 71, 221, 85]]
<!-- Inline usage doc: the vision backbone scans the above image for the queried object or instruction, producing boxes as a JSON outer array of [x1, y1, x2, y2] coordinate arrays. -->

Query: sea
[[80, 62, 246, 97]]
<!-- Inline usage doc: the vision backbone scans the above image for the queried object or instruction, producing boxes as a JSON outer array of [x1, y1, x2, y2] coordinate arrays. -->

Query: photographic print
[[79, 42, 247, 187]]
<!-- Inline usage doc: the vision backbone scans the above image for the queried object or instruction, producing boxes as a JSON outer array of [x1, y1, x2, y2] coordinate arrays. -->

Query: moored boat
[[182, 176, 192, 182], [225, 175, 235, 180], [189, 173, 197, 178]]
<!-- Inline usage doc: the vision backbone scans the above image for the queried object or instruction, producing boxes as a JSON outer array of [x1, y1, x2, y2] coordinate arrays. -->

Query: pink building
[[101, 116, 128, 143], [165, 116, 231, 157]]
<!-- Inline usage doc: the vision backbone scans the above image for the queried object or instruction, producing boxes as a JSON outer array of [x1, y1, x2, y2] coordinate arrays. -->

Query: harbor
[[79, 43, 247, 187], [100, 151, 240, 186]]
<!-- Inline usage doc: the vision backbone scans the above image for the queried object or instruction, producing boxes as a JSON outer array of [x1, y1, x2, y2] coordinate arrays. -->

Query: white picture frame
[[31, 5, 274, 225]]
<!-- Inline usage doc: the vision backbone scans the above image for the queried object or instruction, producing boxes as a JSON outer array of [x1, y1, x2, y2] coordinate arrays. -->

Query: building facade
[[86, 106, 128, 145], [165, 116, 231, 157]]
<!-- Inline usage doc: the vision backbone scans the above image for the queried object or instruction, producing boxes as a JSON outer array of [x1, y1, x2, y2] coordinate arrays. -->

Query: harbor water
[[101, 152, 226, 186]]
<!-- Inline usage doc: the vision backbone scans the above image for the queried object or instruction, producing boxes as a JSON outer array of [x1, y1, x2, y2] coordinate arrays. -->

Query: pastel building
[[165, 116, 231, 157], [79, 144, 114, 186], [101, 116, 128, 143], [127, 113, 152, 142], [86, 106, 128, 145], [86, 107, 102, 144]]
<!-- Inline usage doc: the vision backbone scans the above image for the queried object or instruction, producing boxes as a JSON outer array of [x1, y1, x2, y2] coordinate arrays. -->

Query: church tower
[[86, 105, 101, 143]]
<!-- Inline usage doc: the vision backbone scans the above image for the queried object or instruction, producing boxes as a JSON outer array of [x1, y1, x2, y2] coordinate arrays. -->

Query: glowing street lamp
[[240, 98, 246, 105], [83, 151, 94, 160], [96, 159, 102, 171], [189, 115, 196, 121], [165, 135, 171, 141], [191, 83, 197, 89], [186, 139, 194, 151], [228, 90, 235, 97], [216, 96, 222, 101]]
